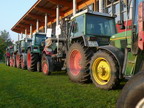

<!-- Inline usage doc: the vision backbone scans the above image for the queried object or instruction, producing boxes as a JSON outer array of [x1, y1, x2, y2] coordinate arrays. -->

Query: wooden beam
[[35, 6, 64, 16], [47, 0, 72, 8], [19, 24, 30, 28], [28, 14, 54, 22], [22, 19, 36, 25], [28, 14, 44, 21], [64, 0, 94, 17], [35, 6, 55, 15]]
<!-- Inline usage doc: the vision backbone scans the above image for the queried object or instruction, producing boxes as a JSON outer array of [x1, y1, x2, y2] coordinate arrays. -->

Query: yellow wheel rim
[[92, 57, 111, 85]]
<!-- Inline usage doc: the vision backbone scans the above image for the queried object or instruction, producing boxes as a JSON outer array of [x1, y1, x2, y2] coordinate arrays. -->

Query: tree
[[0, 30, 13, 61]]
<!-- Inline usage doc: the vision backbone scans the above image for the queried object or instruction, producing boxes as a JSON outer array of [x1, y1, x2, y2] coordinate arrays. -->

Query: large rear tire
[[117, 72, 144, 108], [21, 53, 27, 70], [16, 52, 21, 68], [90, 50, 119, 90], [27, 49, 38, 71], [66, 42, 92, 83]]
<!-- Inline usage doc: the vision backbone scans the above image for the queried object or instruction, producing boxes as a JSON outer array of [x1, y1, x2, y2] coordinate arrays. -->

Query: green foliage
[[0, 64, 123, 108], [0, 30, 13, 61]]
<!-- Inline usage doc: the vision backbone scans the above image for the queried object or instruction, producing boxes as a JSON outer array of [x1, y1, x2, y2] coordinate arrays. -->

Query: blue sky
[[0, 0, 37, 42]]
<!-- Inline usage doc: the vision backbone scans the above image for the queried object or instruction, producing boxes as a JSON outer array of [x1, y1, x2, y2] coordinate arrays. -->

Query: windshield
[[35, 34, 46, 45], [86, 14, 116, 36]]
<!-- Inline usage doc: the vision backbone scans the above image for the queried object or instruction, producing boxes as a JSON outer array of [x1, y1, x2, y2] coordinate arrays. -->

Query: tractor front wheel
[[27, 49, 38, 71], [90, 50, 119, 90], [117, 72, 144, 108], [16, 52, 21, 68], [67, 42, 92, 83], [41, 54, 52, 75]]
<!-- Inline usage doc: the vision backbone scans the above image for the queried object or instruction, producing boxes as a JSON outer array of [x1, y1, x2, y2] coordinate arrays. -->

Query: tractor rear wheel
[[41, 54, 52, 75], [21, 53, 27, 70], [66, 42, 92, 83], [117, 72, 144, 108], [27, 49, 38, 71], [90, 50, 119, 90], [16, 52, 21, 68]]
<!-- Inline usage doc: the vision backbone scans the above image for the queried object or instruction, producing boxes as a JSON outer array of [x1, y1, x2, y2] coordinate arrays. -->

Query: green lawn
[[0, 63, 122, 108]]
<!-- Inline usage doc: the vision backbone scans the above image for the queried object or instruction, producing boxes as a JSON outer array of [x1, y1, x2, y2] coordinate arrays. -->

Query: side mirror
[[117, 20, 125, 30], [71, 21, 77, 33]]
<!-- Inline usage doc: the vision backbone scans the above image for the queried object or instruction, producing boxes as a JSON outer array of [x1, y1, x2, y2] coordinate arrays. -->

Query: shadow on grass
[[51, 71, 67, 76], [115, 79, 128, 90]]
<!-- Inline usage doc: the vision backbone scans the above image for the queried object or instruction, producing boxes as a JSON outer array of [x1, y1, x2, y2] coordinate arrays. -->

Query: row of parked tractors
[[5, 0, 144, 107]]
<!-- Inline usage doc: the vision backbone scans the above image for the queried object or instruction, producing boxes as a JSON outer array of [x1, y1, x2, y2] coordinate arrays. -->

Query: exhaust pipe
[[73, 0, 77, 15]]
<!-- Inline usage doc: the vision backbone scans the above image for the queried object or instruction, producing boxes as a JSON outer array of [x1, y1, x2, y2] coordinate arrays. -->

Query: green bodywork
[[110, 30, 144, 77], [110, 30, 132, 49]]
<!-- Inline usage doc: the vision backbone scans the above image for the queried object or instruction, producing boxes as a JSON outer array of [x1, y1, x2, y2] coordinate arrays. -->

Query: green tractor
[[42, 9, 117, 83], [27, 33, 46, 71], [90, 0, 144, 90], [14, 41, 22, 68], [20, 38, 32, 69], [12, 42, 19, 67]]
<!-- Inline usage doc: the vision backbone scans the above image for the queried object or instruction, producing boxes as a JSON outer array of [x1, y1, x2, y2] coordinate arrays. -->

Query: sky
[[0, 0, 37, 43]]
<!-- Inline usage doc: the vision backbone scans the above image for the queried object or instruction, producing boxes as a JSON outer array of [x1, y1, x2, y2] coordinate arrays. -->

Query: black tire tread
[[90, 50, 119, 90], [117, 72, 144, 108], [67, 42, 93, 83]]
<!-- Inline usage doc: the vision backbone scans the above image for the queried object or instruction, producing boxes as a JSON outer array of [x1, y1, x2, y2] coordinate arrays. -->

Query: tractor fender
[[71, 36, 87, 46], [98, 45, 124, 79]]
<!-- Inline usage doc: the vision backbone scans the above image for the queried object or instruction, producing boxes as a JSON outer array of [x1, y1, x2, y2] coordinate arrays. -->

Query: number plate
[[88, 41, 98, 47]]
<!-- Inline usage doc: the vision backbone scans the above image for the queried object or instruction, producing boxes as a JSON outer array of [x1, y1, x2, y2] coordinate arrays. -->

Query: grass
[[0, 64, 123, 108]]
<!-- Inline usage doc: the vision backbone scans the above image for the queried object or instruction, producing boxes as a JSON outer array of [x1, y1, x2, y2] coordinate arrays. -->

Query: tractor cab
[[13, 41, 20, 53], [32, 33, 46, 46], [31, 33, 46, 53], [70, 10, 116, 47], [21, 38, 32, 52]]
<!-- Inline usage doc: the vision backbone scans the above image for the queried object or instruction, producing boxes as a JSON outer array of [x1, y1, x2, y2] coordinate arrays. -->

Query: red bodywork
[[43, 48, 53, 56], [6, 52, 10, 57], [138, 2, 144, 50], [116, 20, 132, 33]]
